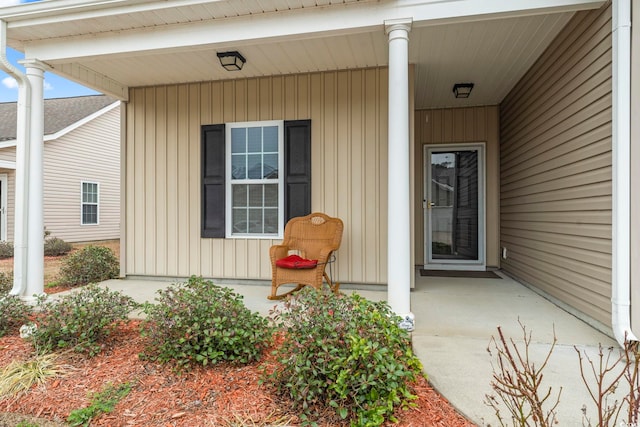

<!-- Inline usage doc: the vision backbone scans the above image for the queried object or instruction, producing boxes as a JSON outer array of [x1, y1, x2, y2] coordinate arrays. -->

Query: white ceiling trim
[[21, 0, 604, 62], [2, 0, 601, 27]]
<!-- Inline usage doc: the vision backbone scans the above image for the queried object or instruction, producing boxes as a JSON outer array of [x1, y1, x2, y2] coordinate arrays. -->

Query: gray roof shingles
[[0, 95, 116, 142]]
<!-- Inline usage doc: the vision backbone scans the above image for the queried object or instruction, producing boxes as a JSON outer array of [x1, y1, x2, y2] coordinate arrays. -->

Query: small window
[[81, 181, 99, 225], [226, 121, 283, 238]]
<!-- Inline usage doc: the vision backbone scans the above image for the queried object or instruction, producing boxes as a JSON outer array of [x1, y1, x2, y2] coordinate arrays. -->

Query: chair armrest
[[317, 247, 336, 263], [270, 245, 289, 262]]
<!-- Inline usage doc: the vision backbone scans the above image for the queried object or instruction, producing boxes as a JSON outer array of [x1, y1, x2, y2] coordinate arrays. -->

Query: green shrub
[[266, 288, 423, 427], [44, 237, 73, 257], [30, 285, 138, 356], [0, 294, 32, 338], [58, 245, 119, 287], [140, 276, 272, 369], [0, 241, 13, 259], [0, 271, 12, 295]]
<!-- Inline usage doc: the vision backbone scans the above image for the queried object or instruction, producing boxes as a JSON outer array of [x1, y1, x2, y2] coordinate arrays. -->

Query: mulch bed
[[0, 321, 475, 426]]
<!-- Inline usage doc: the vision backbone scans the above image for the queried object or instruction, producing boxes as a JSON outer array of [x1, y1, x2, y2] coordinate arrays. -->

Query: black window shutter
[[201, 124, 225, 238], [284, 120, 311, 222]]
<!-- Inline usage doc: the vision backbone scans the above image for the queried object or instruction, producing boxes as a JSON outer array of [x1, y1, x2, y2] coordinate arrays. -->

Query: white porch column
[[385, 18, 414, 330], [20, 59, 47, 299]]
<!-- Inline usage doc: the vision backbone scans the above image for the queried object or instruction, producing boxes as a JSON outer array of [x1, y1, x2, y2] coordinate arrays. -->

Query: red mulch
[[0, 321, 476, 427]]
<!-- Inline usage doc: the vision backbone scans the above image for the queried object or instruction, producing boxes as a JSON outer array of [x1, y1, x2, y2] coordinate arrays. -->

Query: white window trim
[[225, 120, 284, 239], [80, 181, 100, 226]]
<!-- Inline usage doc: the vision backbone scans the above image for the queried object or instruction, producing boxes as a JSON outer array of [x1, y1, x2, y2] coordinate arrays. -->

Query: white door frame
[[0, 173, 7, 241], [423, 143, 486, 271]]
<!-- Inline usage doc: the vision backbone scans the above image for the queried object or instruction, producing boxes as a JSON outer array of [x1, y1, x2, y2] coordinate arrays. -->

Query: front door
[[424, 145, 485, 270]]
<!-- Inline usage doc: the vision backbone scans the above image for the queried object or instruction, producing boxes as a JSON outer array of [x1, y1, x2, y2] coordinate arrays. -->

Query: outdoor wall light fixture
[[217, 51, 246, 71], [452, 83, 474, 98]]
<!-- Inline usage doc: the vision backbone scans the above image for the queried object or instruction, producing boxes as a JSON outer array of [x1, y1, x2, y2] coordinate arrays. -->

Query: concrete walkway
[[90, 272, 618, 426]]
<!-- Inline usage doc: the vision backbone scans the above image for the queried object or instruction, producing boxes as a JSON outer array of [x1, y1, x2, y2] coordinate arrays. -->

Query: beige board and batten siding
[[125, 68, 394, 284], [414, 106, 500, 268], [500, 4, 612, 327]]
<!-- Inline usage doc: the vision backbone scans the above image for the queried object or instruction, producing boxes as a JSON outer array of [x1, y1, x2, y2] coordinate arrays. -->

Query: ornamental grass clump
[[140, 276, 273, 369], [0, 353, 67, 398], [29, 285, 139, 356], [267, 287, 423, 427]]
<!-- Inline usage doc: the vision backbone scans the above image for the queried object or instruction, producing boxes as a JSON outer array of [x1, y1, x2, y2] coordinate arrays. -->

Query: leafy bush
[[44, 237, 73, 257], [0, 294, 32, 338], [140, 276, 272, 369], [0, 241, 13, 259], [267, 288, 423, 426], [0, 271, 12, 295], [29, 285, 138, 356], [58, 245, 119, 287]]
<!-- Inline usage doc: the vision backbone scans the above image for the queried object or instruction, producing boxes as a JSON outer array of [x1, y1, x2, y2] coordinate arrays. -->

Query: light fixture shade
[[217, 51, 246, 71], [452, 83, 474, 98]]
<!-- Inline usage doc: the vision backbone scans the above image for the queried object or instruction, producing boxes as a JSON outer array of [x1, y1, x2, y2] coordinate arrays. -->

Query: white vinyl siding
[[43, 105, 120, 242], [499, 4, 612, 327], [0, 104, 121, 243], [125, 68, 392, 283]]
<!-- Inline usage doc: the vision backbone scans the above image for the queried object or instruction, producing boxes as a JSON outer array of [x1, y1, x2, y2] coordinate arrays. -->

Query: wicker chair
[[268, 212, 343, 300]]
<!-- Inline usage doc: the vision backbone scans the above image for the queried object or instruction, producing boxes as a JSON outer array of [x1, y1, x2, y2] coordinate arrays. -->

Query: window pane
[[247, 127, 262, 153], [227, 122, 283, 237], [82, 182, 98, 203], [263, 126, 278, 152], [264, 208, 278, 233], [232, 154, 246, 179], [248, 185, 262, 207], [232, 208, 247, 233], [232, 184, 247, 207], [247, 154, 262, 179], [82, 205, 97, 225], [248, 209, 262, 233], [263, 154, 278, 179], [231, 128, 246, 154], [264, 184, 278, 207]]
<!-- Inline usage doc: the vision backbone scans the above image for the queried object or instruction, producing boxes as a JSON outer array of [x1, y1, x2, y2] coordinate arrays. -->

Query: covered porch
[[1, 0, 637, 347]]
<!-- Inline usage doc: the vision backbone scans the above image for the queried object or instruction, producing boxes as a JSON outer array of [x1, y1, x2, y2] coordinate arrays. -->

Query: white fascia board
[[0, 140, 16, 149], [23, 0, 605, 62], [0, 159, 16, 169], [45, 100, 120, 140], [1, 0, 225, 23]]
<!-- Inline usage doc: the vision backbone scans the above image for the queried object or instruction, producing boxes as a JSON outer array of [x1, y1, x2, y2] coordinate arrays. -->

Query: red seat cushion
[[276, 254, 318, 269]]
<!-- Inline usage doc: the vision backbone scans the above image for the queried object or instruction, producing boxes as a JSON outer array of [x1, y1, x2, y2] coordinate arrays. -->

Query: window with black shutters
[[201, 119, 311, 238]]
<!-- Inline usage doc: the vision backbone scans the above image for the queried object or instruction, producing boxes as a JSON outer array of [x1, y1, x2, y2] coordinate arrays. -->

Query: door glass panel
[[430, 150, 479, 261]]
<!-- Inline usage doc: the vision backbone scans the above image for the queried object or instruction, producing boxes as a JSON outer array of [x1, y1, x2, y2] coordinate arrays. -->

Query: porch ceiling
[[1, 0, 605, 109]]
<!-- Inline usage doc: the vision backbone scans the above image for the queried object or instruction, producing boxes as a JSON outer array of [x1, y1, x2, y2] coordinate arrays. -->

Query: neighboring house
[[0, 0, 637, 342], [0, 95, 120, 242]]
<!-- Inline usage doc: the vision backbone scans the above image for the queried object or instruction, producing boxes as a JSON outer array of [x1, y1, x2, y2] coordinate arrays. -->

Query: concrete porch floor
[[90, 271, 618, 426]]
